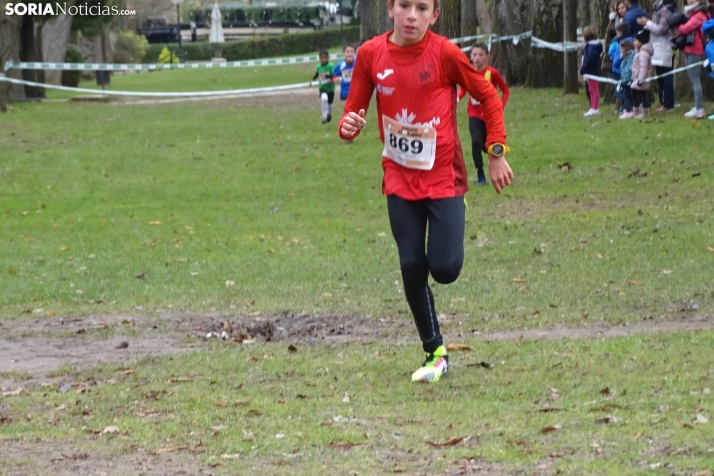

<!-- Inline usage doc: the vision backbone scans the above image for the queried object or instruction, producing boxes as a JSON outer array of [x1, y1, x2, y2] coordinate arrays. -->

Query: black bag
[[671, 31, 695, 50]]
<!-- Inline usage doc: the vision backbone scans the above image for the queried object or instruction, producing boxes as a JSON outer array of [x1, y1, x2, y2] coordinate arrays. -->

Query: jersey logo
[[376, 69, 394, 80]]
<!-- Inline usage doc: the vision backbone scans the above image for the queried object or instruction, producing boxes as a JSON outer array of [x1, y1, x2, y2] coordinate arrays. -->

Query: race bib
[[341, 69, 353, 83], [382, 115, 437, 171], [319, 76, 331, 85]]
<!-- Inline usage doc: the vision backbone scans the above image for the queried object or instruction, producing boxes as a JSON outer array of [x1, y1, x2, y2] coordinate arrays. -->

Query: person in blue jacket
[[703, 19, 714, 119], [608, 23, 634, 112], [580, 25, 604, 117], [623, 0, 649, 37], [333, 44, 357, 143]]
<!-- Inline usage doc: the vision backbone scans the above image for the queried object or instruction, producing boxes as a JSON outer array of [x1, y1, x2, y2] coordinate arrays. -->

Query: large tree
[[432, 0, 461, 39], [461, 0, 477, 37], [1, 2, 23, 111], [359, 0, 392, 41], [563, 0, 578, 94], [526, 0, 563, 88], [489, 0, 532, 86]]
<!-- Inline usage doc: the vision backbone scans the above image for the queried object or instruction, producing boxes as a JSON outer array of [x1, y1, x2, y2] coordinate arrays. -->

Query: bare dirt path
[[1, 312, 712, 476]]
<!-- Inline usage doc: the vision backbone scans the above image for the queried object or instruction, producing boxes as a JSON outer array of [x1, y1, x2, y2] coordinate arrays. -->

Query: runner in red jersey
[[457, 42, 510, 186], [338, 0, 513, 382]]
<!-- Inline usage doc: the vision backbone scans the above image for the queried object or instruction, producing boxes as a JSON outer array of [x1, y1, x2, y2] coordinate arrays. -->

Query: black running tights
[[386, 194, 465, 353]]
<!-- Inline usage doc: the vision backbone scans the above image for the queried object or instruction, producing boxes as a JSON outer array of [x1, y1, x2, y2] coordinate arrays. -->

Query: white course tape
[[531, 36, 581, 52], [0, 73, 311, 97], [583, 60, 705, 88], [4, 53, 344, 72]]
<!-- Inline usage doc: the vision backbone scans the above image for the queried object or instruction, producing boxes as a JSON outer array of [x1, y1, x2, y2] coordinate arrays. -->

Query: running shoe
[[411, 345, 449, 382]]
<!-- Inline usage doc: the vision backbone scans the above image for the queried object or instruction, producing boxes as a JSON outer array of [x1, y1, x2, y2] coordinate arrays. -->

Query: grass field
[[1, 65, 713, 475]]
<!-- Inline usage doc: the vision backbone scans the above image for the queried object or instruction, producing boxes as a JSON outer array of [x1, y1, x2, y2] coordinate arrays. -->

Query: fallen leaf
[[148, 221, 161, 225], [329, 441, 367, 448], [221, 453, 241, 459], [467, 361, 496, 369], [154, 446, 185, 455], [225, 280, 235, 286], [446, 344, 472, 351], [167, 377, 194, 383], [116, 341, 129, 349], [101, 426, 120, 434], [695, 414, 709, 424], [1, 387, 23, 397], [426, 436, 470, 447], [60, 247, 70, 251], [7, 269, 16, 275], [706, 246, 714, 253], [626, 280, 640, 285], [288, 344, 298, 353], [541, 425, 561, 433], [512, 278, 527, 283], [538, 408, 564, 413]]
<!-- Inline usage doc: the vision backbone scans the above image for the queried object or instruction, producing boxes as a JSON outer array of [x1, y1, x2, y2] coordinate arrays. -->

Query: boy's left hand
[[488, 156, 513, 194]]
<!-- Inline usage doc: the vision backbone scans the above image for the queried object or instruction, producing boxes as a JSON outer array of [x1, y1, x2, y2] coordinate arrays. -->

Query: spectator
[[679, 0, 709, 119], [580, 25, 604, 117], [631, 29, 654, 118], [623, 0, 650, 37], [619, 40, 637, 119], [609, 23, 634, 113], [702, 20, 714, 119], [639, 0, 677, 112]]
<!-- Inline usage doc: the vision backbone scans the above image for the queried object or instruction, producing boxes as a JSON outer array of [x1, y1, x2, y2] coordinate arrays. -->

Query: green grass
[[2, 331, 714, 474], [2, 66, 714, 474], [2, 83, 712, 328], [44, 47, 344, 99]]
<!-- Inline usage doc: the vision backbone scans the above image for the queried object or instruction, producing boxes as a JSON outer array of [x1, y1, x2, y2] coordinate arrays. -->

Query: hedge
[[142, 27, 360, 63]]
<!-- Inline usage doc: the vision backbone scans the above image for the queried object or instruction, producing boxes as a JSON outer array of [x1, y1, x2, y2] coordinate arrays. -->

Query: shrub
[[113, 29, 150, 64], [142, 26, 359, 63], [61, 45, 84, 87]]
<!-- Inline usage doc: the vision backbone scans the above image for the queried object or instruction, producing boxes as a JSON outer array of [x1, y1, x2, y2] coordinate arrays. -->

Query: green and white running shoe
[[411, 345, 449, 382]]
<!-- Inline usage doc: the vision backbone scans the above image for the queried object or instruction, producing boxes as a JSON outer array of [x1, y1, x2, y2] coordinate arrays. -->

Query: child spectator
[[457, 42, 509, 186], [631, 29, 654, 119], [619, 39, 637, 119], [609, 23, 634, 113], [678, 0, 709, 119], [333, 44, 357, 142], [580, 25, 604, 117], [310, 50, 335, 124], [703, 20, 714, 119]]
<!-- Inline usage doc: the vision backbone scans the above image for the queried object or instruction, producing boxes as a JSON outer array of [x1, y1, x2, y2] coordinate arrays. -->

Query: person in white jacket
[[638, 0, 677, 112]]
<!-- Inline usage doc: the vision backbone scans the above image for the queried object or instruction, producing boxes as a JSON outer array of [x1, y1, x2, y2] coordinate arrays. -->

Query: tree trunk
[[489, 0, 532, 86], [475, 0, 491, 35], [360, 0, 392, 41], [577, 0, 589, 28], [461, 0, 478, 37], [563, 0, 578, 94], [42, 13, 73, 85], [433, 0, 461, 39], [527, 0, 563, 88], [19, 15, 44, 99]]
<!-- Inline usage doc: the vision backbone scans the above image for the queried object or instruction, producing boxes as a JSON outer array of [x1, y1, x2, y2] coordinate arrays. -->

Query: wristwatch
[[487, 143, 510, 157]]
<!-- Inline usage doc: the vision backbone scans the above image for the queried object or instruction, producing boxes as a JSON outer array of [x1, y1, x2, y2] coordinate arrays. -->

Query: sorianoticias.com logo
[[5, 3, 136, 16]]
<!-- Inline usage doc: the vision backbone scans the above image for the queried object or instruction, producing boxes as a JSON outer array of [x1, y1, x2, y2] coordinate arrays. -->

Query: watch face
[[492, 144, 504, 156]]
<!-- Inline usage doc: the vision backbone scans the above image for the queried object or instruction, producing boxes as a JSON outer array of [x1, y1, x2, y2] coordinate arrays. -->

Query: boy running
[[338, 0, 513, 382], [457, 42, 509, 186], [333, 44, 357, 142], [310, 50, 335, 124]]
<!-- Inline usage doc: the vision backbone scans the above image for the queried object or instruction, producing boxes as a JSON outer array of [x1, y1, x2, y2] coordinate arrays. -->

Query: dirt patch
[[2, 312, 712, 389], [2, 312, 713, 475]]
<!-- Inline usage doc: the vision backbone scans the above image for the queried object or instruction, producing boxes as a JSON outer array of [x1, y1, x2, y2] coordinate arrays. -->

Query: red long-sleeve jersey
[[456, 66, 509, 120], [338, 30, 507, 200]]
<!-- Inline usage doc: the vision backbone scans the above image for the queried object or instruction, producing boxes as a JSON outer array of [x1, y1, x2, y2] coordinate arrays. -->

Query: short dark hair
[[319, 49, 329, 57], [616, 23, 630, 35], [343, 44, 355, 52], [620, 39, 634, 52], [470, 42, 489, 54], [628, 0, 639, 5]]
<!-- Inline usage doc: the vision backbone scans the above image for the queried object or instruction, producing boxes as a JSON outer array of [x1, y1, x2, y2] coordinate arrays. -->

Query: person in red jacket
[[338, 0, 513, 383], [679, 0, 709, 118], [457, 42, 509, 186]]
